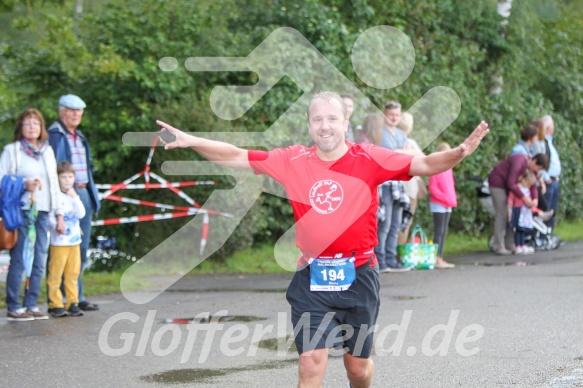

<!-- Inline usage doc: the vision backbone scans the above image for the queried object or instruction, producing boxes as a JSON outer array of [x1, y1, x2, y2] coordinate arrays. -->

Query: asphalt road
[[1, 243, 582, 387]]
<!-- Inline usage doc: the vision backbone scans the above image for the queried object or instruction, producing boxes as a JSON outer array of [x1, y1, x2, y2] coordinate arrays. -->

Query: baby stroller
[[470, 176, 561, 251]]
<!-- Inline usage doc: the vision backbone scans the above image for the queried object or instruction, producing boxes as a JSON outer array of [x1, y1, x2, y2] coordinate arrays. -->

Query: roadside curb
[[447, 241, 583, 267]]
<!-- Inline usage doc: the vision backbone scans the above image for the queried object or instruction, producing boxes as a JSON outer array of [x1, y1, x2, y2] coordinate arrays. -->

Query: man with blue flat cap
[[48, 94, 100, 311]]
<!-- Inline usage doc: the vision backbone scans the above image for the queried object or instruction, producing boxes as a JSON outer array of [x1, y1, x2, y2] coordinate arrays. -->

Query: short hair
[[520, 124, 538, 141], [307, 91, 347, 119], [532, 153, 549, 170], [519, 170, 537, 187], [14, 108, 48, 143], [540, 115, 553, 131], [384, 100, 401, 110], [435, 142, 451, 152], [340, 94, 354, 101], [398, 112, 414, 136], [57, 161, 75, 175]]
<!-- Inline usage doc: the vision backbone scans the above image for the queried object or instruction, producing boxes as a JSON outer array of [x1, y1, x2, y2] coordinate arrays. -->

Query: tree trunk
[[489, 0, 513, 96]]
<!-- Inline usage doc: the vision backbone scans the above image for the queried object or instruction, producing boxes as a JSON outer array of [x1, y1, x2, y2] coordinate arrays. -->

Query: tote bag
[[397, 224, 437, 269]]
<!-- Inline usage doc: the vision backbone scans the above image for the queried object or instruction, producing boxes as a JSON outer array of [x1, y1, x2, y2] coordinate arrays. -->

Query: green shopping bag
[[397, 224, 438, 270]]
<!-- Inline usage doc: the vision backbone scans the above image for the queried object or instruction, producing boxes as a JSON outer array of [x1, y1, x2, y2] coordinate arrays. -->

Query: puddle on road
[[390, 295, 426, 301], [216, 315, 265, 323], [166, 288, 288, 293], [550, 368, 583, 387], [141, 359, 297, 384], [478, 261, 534, 267], [161, 315, 267, 324], [256, 337, 297, 352]]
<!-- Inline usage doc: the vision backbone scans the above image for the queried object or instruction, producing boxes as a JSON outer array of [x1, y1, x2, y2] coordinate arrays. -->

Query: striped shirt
[[66, 132, 89, 184]]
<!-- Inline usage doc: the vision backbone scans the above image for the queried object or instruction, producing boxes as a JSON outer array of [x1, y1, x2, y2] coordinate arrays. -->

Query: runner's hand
[[457, 121, 489, 158], [156, 120, 194, 150]]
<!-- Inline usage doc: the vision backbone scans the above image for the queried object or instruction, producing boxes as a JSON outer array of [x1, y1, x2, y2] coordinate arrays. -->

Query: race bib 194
[[309, 258, 356, 291]]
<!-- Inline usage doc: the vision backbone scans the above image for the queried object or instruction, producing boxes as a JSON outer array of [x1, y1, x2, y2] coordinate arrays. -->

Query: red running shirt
[[248, 142, 413, 267]]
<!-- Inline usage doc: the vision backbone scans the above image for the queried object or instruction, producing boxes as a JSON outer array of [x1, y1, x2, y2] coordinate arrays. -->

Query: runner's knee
[[298, 349, 328, 378], [345, 356, 372, 380]]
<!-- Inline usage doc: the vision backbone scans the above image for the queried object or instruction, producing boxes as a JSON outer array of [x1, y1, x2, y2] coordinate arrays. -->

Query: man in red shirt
[[157, 92, 489, 388]]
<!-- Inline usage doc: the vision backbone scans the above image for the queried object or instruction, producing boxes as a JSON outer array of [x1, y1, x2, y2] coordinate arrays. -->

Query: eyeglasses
[[385, 103, 401, 109], [22, 121, 41, 127], [64, 108, 84, 113]]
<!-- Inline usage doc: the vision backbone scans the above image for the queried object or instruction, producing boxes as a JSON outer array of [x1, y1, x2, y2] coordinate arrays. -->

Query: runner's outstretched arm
[[156, 120, 252, 170], [410, 121, 489, 176]]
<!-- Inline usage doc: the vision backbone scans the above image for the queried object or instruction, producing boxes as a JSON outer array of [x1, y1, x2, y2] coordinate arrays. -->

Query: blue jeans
[[544, 179, 560, 228], [75, 187, 93, 302], [374, 186, 403, 268], [6, 210, 49, 311]]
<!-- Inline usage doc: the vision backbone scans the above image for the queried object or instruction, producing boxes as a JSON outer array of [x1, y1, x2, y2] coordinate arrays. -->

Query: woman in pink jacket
[[428, 143, 457, 269]]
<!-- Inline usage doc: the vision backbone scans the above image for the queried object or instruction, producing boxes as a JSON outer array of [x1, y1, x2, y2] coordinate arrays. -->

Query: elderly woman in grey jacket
[[0, 108, 62, 321]]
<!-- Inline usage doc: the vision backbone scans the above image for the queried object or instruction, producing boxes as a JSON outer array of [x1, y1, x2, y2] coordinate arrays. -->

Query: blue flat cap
[[59, 94, 86, 109]]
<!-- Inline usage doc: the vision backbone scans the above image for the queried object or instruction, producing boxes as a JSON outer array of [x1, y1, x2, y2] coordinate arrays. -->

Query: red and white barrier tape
[[148, 172, 201, 208], [105, 195, 195, 211], [144, 138, 157, 186], [91, 142, 231, 255], [92, 210, 202, 226], [200, 213, 209, 256], [104, 195, 230, 217], [98, 172, 144, 199], [96, 181, 215, 191]]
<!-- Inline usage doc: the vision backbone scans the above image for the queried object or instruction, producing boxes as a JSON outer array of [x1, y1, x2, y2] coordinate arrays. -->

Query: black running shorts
[[285, 257, 380, 358]]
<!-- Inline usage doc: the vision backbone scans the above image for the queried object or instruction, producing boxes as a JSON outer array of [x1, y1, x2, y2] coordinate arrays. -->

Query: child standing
[[428, 143, 457, 269], [47, 161, 86, 317], [507, 171, 537, 255]]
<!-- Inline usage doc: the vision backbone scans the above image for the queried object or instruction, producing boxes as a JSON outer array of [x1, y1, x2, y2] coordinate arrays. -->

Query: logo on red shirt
[[309, 180, 344, 214]]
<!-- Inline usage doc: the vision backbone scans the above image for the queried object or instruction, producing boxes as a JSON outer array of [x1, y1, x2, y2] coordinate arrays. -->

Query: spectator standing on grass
[[375, 100, 412, 272], [507, 171, 537, 255], [47, 161, 86, 318], [397, 112, 426, 245], [528, 119, 549, 211], [540, 115, 561, 229], [0, 108, 62, 321], [488, 153, 548, 255], [48, 94, 100, 312], [510, 124, 538, 157], [428, 143, 456, 269]]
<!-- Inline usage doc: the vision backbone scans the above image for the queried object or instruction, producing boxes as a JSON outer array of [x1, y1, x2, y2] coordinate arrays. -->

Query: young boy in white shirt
[[47, 161, 86, 317]]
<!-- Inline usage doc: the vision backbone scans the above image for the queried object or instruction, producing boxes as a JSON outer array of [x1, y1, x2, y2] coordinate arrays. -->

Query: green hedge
[[0, 0, 581, 266]]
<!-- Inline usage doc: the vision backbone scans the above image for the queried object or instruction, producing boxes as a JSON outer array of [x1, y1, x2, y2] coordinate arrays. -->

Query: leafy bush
[[1, 0, 581, 268]]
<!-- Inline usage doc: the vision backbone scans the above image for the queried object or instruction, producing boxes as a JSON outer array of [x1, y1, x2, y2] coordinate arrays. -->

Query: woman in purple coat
[[488, 153, 548, 255]]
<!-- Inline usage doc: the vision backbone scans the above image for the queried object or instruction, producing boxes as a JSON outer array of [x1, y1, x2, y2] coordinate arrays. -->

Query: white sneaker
[[515, 246, 525, 255], [524, 246, 535, 254], [26, 306, 49, 320]]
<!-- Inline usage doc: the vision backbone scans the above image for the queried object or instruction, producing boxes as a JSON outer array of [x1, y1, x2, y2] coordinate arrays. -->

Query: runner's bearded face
[[308, 98, 348, 152]]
